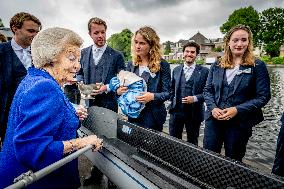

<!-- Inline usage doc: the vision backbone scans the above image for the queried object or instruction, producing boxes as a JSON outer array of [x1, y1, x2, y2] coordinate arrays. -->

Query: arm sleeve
[[13, 81, 65, 170], [169, 68, 176, 102], [195, 68, 209, 103], [116, 53, 126, 73], [153, 61, 171, 102], [203, 64, 218, 112], [236, 60, 271, 115]]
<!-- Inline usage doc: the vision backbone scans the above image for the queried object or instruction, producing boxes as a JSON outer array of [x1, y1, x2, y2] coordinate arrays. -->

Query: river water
[[163, 65, 284, 172]]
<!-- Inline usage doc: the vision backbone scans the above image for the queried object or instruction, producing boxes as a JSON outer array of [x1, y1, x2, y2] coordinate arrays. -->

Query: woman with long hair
[[118, 26, 171, 131], [203, 25, 271, 161]]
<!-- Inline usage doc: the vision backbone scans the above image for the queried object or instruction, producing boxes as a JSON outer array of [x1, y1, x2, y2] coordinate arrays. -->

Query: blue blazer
[[204, 59, 271, 127], [0, 68, 80, 189], [169, 64, 209, 122], [126, 60, 171, 125], [77, 45, 125, 111], [0, 41, 27, 137]]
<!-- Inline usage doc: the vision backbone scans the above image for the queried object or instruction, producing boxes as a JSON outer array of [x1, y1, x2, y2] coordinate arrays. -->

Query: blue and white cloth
[[109, 71, 146, 118]]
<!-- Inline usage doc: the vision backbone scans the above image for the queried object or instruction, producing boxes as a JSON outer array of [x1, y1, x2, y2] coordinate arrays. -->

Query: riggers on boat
[[8, 106, 284, 189], [79, 106, 284, 189]]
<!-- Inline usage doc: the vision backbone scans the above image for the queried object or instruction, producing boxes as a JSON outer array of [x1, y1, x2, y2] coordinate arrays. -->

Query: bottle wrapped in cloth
[[109, 70, 146, 118]]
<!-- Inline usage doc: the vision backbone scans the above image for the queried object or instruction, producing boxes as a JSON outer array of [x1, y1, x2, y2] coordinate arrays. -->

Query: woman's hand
[[63, 135, 103, 154], [218, 107, 238, 120], [75, 105, 88, 120], [211, 107, 224, 119], [81, 135, 103, 151], [116, 86, 128, 95], [136, 92, 154, 104]]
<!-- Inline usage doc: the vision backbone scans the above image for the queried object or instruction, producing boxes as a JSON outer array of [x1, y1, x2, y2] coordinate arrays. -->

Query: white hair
[[31, 27, 83, 68]]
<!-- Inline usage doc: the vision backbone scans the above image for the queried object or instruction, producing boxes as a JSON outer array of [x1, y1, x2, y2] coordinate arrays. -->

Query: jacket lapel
[[101, 46, 111, 83], [230, 65, 246, 96], [175, 65, 183, 94], [214, 65, 224, 105], [192, 65, 201, 93]]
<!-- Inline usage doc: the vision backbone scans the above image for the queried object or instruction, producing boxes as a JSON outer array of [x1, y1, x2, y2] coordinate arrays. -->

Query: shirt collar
[[11, 38, 31, 51], [183, 62, 196, 70], [92, 44, 107, 52]]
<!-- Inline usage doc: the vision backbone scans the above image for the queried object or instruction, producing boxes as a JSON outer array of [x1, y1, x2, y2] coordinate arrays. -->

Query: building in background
[[162, 31, 224, 62]]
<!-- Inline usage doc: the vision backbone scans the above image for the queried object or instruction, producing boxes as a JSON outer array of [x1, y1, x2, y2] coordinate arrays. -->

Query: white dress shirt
[[11, 38, 32, 69], [138, 65, 156, 78], [92, 44, 107, 65], [226, 65, 240, 85]]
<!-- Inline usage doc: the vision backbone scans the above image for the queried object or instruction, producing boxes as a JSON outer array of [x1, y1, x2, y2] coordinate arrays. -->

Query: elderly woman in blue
[[203, 25, 271, 161], [118, 26, 171, 132], [0, 27, 103, 189]]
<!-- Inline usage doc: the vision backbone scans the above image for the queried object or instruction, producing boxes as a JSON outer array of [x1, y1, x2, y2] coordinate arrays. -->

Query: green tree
[[213, 46, 223, 52], [107, 28, 133, 61], [164, 41, 171, 55], [220, 6, 260, 46], [0, 18, 4, 27], [259, 7, 284, 57]]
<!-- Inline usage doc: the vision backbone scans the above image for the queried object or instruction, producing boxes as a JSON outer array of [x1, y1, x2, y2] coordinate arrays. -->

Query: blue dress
[[0, 68, 80, 189]]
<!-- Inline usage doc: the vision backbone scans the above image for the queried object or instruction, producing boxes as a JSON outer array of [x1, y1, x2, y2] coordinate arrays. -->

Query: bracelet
[[69, 140, 75, 152]]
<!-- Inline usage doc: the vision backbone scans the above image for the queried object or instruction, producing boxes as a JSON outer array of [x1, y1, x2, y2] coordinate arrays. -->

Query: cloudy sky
[[1, 0, 283, 47]]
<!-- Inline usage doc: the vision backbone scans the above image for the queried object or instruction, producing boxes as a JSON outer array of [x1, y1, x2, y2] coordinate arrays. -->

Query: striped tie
[[93, 48, 101, 65], [22, 48, 32, 69], [184, 67, 191, 81]]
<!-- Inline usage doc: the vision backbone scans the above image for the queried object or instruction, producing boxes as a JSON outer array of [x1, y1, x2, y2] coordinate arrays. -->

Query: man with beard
[[168, 42, 209, 145], [0, 12, 41, 145]]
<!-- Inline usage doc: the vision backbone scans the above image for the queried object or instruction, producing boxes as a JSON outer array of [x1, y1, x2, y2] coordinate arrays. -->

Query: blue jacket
[[204, 59, 271, 127], [169, 64, 209, 122], [0, 68, 80, 189], [0, 41, 27, 138]]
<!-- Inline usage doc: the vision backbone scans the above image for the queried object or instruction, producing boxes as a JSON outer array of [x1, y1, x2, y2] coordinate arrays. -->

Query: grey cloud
[[1, 0, 283, 45], [0, 0, 59, 27], [118, 0, 188, 12]]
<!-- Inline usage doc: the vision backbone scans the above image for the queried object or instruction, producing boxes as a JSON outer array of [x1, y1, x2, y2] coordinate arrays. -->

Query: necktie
[[22, 48, 32, 69], [184, 67, 191, 81], [93, 48, 101, 65]]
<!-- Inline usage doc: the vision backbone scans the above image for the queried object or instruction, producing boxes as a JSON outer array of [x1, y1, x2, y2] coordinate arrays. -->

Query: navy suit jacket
[[204, 59, 271, 128], [126, 60, 171, 126], [169, 64, 209, 122], [77, 45, 125, 111], [0, 41, 27, 137]]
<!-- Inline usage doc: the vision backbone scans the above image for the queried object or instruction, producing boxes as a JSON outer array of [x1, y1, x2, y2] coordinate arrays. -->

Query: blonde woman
[[118, 26, 171, 131], [0, 27, 103, 189], [203, 25, 271, 161]]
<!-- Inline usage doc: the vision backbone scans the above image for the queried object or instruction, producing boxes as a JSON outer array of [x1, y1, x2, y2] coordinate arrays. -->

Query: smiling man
[[0, 12, 41, 144], [168, 42, 209, 145]]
